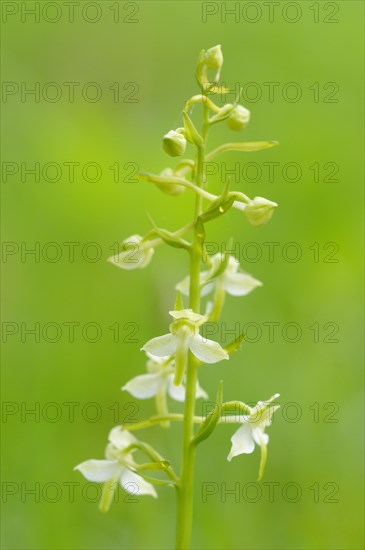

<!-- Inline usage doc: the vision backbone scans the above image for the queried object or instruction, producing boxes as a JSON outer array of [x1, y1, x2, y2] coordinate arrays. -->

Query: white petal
[[175, 275, 190, 296], [122, 373, 165, 399], [201, 281, 215, 297], [105, 443, 117, 460], [226, 256, 239, 274], [227, 424, 255, 461], [252, 427, 269, 446], [175, 265, 217, 297], [123, 234, 142, 244], [146, 353, 168, 373], [142, 333, 177, 357], [204, 300, 214, 316], [203, 253, 225, 283], [209, 253, 225, 268], [167, 374, 186, 402], [224, 271, 262, 296], [189, 334, 229, 364], [120, 468, 157, 498], [107, 252, 141, 271], [108, 426, 137, 451], [74, 459, 121, 482], [250, 394, 281, 426], [107, 235, 154, 270], [139, 247, 155, 268]]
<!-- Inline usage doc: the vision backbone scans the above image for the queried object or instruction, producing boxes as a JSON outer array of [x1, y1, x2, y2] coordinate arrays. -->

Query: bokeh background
[[2, 1, 364, 549]]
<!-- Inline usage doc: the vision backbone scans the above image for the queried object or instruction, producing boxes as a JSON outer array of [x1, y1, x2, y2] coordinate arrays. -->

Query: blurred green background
[[1, 1, 364, 549]]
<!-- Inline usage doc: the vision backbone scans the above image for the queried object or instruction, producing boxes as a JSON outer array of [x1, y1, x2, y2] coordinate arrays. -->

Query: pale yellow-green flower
[[227, 394, 280, 480]]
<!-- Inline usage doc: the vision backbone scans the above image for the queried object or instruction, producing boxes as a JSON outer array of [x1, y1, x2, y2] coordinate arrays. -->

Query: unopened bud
[[205, 45, 223, 81], [196, 44, 224, 86], [244, 197, 278, 226], [227, 105, 250, 131], [162, 129, 186, 157]]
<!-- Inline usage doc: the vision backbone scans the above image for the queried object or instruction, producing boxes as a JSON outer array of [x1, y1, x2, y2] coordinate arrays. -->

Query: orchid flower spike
[[227, 393, 280, 480], [74, 426, 157, 512], [108, 235, 154, 270], [142, 309, 228, 386]]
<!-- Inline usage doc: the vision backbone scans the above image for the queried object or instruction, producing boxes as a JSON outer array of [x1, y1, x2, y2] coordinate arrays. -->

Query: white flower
[[243, 197, 278, 226], [107, 235, 154, 270], [142, 309, 228, 385], [176, 254, 262, 298], [74, 426, 157, 504], [227, 393, 280, 480], [162, 129, 187, 157], [227, 104, 250, 131], [122, 353, 208, 402]]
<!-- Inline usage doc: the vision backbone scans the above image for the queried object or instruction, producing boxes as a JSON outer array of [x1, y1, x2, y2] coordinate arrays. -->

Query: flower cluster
[[75, 426, 157, 511], [75, 45, 281, 547]]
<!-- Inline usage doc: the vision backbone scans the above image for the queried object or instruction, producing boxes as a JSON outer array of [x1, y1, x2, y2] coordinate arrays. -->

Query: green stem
[[124, 408, 250, 433], [175, 104, 209, 550], [126, 413, 184, 431]]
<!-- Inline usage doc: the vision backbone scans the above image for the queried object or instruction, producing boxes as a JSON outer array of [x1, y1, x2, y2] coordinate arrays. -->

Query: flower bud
[[156, 168, 185, 196], [162, 129, 186, 157], [227, 105, 250, 131], [196, 45, 224, 86], [205, 45, 223, 70], [244, 197, 278, 226]]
